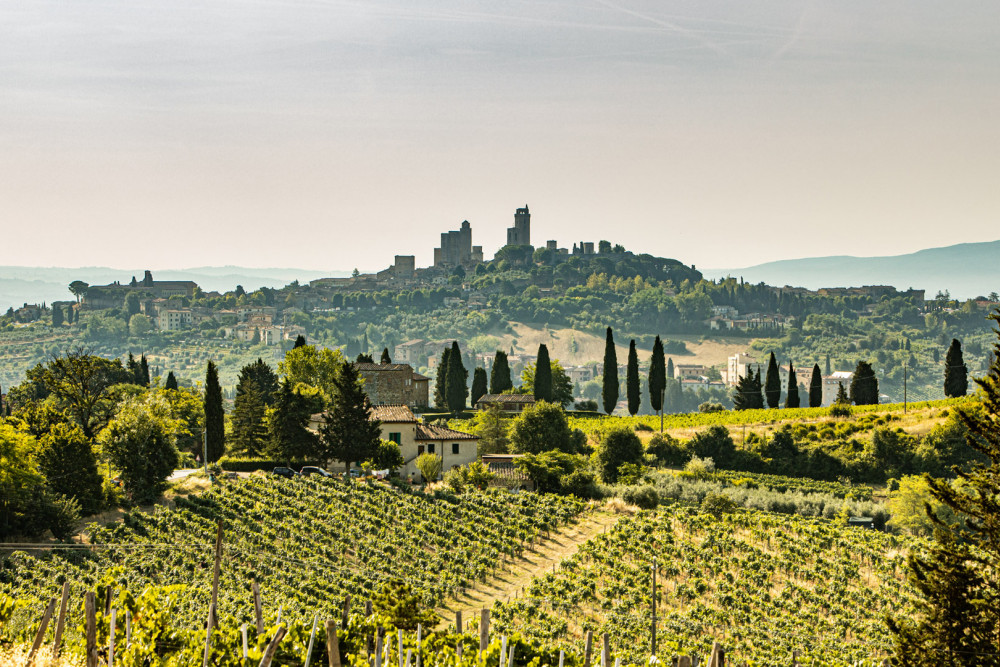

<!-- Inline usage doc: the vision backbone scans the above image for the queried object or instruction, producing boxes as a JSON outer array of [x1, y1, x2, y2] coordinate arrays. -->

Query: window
[[417, 445, 425, 455], [388, 432, 401, 444], [428, 443, 435, 454], [452, 443, 460, 455]]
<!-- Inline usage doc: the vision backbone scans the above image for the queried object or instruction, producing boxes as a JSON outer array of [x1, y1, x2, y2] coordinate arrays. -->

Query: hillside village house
[[309, 405, 478, 481], [354, 362, 429, 409]]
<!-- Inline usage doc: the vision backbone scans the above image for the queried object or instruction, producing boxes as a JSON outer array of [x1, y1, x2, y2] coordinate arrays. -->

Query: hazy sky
[[2, 0, 998, 272]]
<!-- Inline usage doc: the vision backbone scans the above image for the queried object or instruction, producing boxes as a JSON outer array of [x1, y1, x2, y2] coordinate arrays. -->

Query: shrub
[[687, 425, 736, 467], [646, 433, 687, 467], [684, 456, 715, 478], [619, 485, 659, 510], [635, 423, 653, 432], [596, 427, 643, 483], [830, 404, 852, 418], [701, 492, 738, 517]]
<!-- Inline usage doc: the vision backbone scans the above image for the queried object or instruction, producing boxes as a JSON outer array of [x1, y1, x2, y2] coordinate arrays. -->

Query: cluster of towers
[[433, 205, 532, 269]]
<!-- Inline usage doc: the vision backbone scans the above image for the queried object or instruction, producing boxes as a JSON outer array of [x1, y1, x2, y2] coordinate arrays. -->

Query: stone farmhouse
[[354, 361, 430, 409], [474, 394, 536, 413]]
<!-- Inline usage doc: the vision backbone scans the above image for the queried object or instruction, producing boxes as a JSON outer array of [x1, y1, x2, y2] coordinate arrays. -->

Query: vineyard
[[0, 476, 584, 650], [491, 503, 917, 665]]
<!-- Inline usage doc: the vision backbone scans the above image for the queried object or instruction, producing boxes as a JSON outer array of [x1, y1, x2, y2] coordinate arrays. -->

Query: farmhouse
[[475, 394, 537, 413], [353, 362, 429, 409]]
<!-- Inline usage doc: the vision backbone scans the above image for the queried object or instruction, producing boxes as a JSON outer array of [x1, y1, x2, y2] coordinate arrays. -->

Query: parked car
[[348, 468, 362, 478], [300, 466, 332, 478], [271, 466, 299, 479]]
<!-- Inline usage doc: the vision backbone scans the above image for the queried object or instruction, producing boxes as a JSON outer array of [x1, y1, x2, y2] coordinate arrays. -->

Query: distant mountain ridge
[[0, 266, 352, 311], [706, 240, 1000, 300]]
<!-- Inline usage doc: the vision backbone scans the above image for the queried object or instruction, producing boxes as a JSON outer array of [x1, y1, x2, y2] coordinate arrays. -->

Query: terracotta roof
[[354, 362, 414, 372], [415, 424, 479, 441], [476, 394, 536, 404], [371, 405, 418, 423]]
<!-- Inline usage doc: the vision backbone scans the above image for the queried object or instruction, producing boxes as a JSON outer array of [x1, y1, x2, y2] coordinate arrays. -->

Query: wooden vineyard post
[[126, 609, 132, 647], [326, 620, 341, 667], [52, 581, 70, 658], [651, 558, 657, 658], [202, 602, 215, 667], [342, 596, 351, 630], [304, 614, 319, 667], [108, 608, 117, 667], [416, 624, 423, 667], [366, 601, 374, 655], [242, 624, 249, 660], [210, 521, 223, 629], [707, 642, 724, 667], [507, 644, 516, 667], [678, 656, 691, 667], [26, 597, 56, 665], [85, 592, 98, 667], [455, 610, 462, 634], [252, 579, 264, 634], [398, 629, 405, 667], [479, 609, 490, 656], [374, 632, 383, 667], [583, 630, 593, 667], [259, 625, 288, 667], [601, 633, 610, 667]]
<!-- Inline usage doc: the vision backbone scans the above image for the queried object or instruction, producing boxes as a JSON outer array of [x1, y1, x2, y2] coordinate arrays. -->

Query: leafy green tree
[[319, 361, 382, 472], [602, 327, 619, 415], [688, 425, 736, 467], [470, 404, 509, 456], [26, 351, 133, 439], [649, 336, 665, 413], [595, 426, 643, 483], [229, 359, 278, 457], [415, 452, 442, 482], [645, 432, 686, 466], [164, 371, 178, 391], [124, 292, 141, 319], [514, 451, 588, 494], [279, 344, 345, 406], [533, 344, 553, 402], [764, 352, 781, 408], [68, 281, 88, 302], [490, 350, 513, 394], [99, 395, 179, 504], [508, 401, 579, 455], [626, 340, 640, 416], [37, 422, 103, 515], [944, 338, 968, 398], [364, 439, 404, 472], [850, 361, 879, 405], [266, 380, 321, 461], [157, 385, 204, 456], [203, 361, 225, 462], [128, 314, 152, 336], [0, 424, 46, 539], [433, 346, 451, 409], [809, 364, 823, 408], [470, 367, 488, 406], [785, 361, 800, 408], [886, 475, 954, 536], [445, 341, 468, 413]]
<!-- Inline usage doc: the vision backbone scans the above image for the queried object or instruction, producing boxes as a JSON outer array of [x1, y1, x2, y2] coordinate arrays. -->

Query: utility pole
[[650, 559, 657, 657], [660, 388, 665, 433]]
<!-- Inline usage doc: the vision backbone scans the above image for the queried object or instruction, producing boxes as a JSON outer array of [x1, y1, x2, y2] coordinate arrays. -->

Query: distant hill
[[706, 240, 1000, 300], [0, 266, 351, 311]]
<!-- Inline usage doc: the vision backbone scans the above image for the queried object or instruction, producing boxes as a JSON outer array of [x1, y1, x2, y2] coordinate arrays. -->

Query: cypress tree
[[320, 361, 382, 472], [834, 382, 850, 405], [471, 367, 488, 406], [490, 350, 512, 394], [825, 354, 831, 375], [445, 341, 468, 413], [602, 327, 619, 415], [127, 353, 140, 384], [434, 346, 451, 409], [667, 357, 675, 380], [944, 338, 968, 398], [293, 334, 307, 348], [164, 371, 179, 391], [626, 339, 640, 416], [751, 369, 765, 409], [380, 347, 392, 364], [534, 344, 553, 402], [785, 361, 800, 408], [809, 364, 823, 408], [765, 352, 781, 408], [139, 354, 150, 387], [850, 361, 879, 405], [203, 361, 225, 462], [649, 336, 665, 413], [51, 305, 63, 327]]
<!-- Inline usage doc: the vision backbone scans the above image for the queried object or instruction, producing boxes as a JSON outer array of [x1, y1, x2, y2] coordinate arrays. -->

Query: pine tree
[[434, 346, 451, 409], [164, 371, 179, 391], [733, 371, 758, 410], [750, 369, 765, 409], [602, 327, 619, 415], [380, 347, 392, 364], [785, 361, 800, 408], [51, 305, 63, 327], [809, 364, 823, 408], [470, 367, 488, 406], [320, 361, 382, 472], [446, 341, 468, 413], [203, 361, 225, 462], [490, 350, 512, 394], [626, 339, 640, 416], [764, 352, 781, 408], [834, 382, 850, 405], [850, 361, 879, 405], [139, 354, 150, 387], [266, 380, 320, 461], [943, 338, 968, 398], [230, 380, 268, 457], [534, 344, 553, 402], [649, 336, 665, 413], [888, 312, 1000, 664]]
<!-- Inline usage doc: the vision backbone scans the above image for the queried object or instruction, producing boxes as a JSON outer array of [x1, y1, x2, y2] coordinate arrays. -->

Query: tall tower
[[506, 204, 531, 247]]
